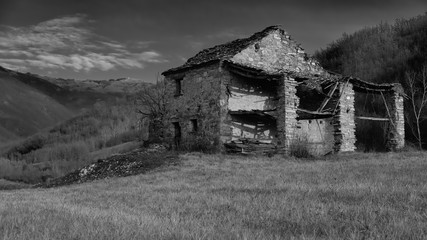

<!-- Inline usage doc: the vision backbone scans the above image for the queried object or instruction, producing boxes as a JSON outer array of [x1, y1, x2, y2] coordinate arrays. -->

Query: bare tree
[[135, 75, 168, 141], [405, 65, 427, 150]]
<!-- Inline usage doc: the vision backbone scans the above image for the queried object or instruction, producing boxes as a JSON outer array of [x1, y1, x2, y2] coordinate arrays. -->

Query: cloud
[[0, 14, 166, 73], [0, 50, 34, 57], [137, 51, 167, 63]]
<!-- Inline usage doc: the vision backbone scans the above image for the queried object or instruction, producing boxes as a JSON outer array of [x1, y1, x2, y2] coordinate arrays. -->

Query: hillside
[[0, 70, 73, 141], [0, 96, 146, 183], [314, 13, 427, 84]]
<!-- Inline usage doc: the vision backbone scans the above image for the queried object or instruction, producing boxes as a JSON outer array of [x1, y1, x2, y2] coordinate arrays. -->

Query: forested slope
[[315, 13, 427, 84]]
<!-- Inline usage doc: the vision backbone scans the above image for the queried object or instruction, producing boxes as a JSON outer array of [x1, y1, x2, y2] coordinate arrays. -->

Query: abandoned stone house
[[161, 25, 405, 155]]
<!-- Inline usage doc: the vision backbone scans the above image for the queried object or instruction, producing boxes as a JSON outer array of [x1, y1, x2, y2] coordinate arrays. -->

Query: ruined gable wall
[[230, 30, 339, 154], [230, 29, 326, 75], [164, 63, 231, 151]]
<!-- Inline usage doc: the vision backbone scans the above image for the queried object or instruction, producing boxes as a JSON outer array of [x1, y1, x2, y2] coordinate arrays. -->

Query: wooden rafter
[[296, 108, 334, 120], [317, 82, 339, 112]]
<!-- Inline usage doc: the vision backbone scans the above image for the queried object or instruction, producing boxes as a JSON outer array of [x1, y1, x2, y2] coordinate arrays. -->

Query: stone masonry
[[387, 91, 405, 150], [333, 83, 356, 152], [276, 76, 299, 153], [163, 63, 232, 150]]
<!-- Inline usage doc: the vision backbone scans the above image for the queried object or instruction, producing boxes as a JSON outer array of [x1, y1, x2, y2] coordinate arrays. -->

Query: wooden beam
[[317, 82, 339, 112], [224, 61, 282, 80], [297, 108, 334, 120], [356, 116, 390, 121], [349, 78, 398, 92], [297, 108, 332, 115]]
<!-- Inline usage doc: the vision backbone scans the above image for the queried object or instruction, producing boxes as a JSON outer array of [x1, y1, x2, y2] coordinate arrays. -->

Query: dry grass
[[1, 151, 427, 239], [0, 179, 29, 190]]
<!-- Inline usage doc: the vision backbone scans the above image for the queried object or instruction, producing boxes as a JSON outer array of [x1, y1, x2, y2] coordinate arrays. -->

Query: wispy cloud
[[0, 14, 167, 73]]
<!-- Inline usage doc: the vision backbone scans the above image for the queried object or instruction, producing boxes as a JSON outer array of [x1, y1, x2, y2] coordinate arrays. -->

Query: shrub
[[179, 133, 218, 153], [0, 158, 49, 183], [25, 141, 90, 163], [5, 134, 47, 160], [0, 157, 87, 184], [289, 136, 313, 159], [104, 130, 142, 147]]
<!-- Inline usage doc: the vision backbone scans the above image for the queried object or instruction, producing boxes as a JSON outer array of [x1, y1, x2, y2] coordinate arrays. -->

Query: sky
[[0, 0, 426, 82]]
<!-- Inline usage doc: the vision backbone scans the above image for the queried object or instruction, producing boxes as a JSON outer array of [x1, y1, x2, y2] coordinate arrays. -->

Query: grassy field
[[1, 151, 427, 239]]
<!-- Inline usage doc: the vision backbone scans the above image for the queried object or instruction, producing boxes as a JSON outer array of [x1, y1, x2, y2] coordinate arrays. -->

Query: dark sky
[[0, 0, 426, 82]]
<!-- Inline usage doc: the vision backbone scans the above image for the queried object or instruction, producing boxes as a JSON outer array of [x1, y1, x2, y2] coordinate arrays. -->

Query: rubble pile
[[39, 145, 178, 188]]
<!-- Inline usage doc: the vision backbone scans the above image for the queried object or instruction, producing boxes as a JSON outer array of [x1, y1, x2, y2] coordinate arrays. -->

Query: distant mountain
[[0, 69, 73, 140], [49, 77, 152, 94], [1, 67, 151, 111], [0, 66, 151, 143]]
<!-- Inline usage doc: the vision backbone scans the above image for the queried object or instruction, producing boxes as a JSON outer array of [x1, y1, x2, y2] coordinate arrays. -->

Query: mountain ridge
[[0, 65, 151, 143]]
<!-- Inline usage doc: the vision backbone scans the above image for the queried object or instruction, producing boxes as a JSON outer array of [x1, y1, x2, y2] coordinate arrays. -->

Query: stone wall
[[295, 118, 335, 155], [230, 29, 327, 75], [387, 92, 405, 150], [276, 76, 299, 153], [164, 63, 231, 151], [219, 63, 233, 149], [333, 83, 356, 152]]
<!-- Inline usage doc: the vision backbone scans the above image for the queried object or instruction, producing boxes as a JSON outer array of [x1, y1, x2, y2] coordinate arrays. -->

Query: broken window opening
[[254, 43, 260, 52], [190, 119, 198, 133], [174, 78, 183, 96], [172, 122, 181, 148]]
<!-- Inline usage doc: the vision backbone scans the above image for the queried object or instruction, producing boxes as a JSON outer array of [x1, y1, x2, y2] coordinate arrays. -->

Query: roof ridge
[[163, 26, 286, 75]]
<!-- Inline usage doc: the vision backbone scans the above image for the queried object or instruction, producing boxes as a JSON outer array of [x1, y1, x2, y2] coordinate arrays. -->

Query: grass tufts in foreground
[[1, 151, 427, 239]]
